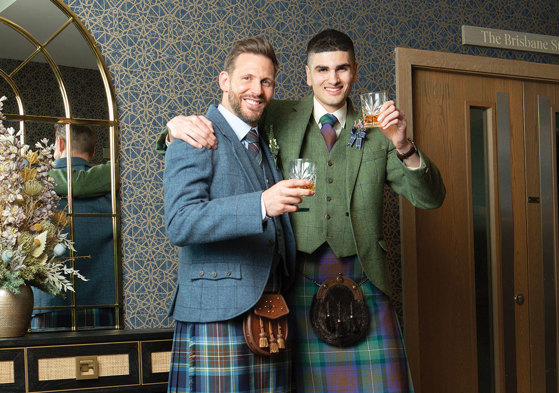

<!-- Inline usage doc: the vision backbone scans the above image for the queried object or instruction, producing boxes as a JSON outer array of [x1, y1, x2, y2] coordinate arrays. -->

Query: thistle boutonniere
[[347, 118, 367, 150], [267, 124, 280, 168]]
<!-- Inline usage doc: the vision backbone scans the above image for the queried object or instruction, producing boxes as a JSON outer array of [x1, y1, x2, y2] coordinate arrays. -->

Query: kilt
[[288, 245, 414, 392], [168, 317, 291, 393]]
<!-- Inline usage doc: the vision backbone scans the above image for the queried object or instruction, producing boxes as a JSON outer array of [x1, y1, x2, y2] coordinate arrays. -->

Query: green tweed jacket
[[261, 94, 445, 295]]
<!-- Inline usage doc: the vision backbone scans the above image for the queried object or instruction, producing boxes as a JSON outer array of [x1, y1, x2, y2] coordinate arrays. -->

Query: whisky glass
[[360, 91, 388, 128]]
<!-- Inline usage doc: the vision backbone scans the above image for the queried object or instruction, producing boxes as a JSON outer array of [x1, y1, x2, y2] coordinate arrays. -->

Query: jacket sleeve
[[164, 140, 265, 246], [155, 128, 169, 155], [50, 162, 112, 198], [386, 145, 446, 209]]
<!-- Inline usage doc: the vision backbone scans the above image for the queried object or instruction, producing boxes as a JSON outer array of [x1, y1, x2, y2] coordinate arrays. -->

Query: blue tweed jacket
[[164, 105, 296, 323]]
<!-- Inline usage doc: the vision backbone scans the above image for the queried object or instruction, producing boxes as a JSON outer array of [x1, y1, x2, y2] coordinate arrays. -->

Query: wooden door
[[396, 50, 559, 393]]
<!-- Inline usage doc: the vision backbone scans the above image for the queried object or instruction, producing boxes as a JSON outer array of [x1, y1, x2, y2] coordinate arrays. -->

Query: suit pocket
[[362, 148, 386, 162], [190, 263, 241, 281]]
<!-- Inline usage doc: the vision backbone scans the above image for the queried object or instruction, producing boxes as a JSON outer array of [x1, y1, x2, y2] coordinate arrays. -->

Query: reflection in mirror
[[0, 0, 120, 331]]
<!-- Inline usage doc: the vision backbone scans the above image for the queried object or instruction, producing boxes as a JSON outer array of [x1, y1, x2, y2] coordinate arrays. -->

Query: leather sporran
[[309, 274, 369, 347], [243, 293, 289, 356]]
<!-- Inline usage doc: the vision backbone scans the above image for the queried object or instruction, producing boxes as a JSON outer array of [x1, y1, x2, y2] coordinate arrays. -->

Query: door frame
[[395, 48, 559, 391]]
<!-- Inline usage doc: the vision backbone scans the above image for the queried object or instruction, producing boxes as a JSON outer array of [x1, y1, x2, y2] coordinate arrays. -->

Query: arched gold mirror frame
[[0, 0, 121, 331]]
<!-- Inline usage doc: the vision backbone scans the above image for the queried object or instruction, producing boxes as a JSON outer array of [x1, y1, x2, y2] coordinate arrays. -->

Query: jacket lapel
[[206, 105, 265, 191], [344, 100, 365, 203], [275, 95, 314, 164]]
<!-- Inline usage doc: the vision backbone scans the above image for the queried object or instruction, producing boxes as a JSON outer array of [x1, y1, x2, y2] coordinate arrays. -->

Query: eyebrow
[[314, 63, 352, 70]]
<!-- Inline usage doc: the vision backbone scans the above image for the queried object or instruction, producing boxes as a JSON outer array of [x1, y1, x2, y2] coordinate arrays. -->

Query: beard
[[227, 90, 266, 126]]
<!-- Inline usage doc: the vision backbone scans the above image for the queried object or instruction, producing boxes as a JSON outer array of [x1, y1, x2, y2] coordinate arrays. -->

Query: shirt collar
[[312, 97, 347, 136], [218, 104, 257, 141]]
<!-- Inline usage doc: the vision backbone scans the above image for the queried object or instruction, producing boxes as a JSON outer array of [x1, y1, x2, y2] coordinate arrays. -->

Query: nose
[[327, 70, 340, 84], [250, 80, 263, 96]]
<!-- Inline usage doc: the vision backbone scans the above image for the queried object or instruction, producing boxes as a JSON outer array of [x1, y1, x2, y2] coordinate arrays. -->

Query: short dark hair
[[306, 29, 355, 63], [223, 36, 279, 75], [55, 124, 96, 157]]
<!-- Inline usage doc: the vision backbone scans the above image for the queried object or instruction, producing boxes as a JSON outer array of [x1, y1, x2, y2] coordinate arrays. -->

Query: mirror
[[0, 0, 121, 331]]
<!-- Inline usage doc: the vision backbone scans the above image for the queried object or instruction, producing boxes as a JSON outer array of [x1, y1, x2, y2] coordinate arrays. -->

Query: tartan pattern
[[168, 318, 291, 393], [319, 113, 338, 152], [244, 128, 262, 165], [288, 245, 414, 393]]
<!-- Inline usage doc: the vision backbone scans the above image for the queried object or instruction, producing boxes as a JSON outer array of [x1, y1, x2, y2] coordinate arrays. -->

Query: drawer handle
[[75, 356, 99, 380]]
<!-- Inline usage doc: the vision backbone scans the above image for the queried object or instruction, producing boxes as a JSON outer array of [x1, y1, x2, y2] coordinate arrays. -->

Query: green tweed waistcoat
[[291, 119, 357, 257]]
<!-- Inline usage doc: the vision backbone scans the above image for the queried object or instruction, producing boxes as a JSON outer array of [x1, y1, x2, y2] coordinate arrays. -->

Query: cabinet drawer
[[0, 348, 25, 393], [27, 341, 139, 392], [141, 339, 172, 384]]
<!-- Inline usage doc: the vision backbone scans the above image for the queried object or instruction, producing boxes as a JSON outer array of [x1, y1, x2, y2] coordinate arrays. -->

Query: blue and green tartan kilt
[[288, 245, 415, 393], [168, 316, 291, 393]]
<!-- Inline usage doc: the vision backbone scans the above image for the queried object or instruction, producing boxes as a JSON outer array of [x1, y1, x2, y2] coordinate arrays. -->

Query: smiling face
[[305, 50, 357, 113], [219, 52, 276, 126]]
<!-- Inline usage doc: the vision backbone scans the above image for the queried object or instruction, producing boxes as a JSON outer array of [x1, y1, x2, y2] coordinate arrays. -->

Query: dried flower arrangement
[[0, 96, 85, 295]]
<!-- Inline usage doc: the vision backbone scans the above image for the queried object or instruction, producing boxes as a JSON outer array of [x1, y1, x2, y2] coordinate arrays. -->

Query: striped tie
[[245, 128, 262, 165], [319, 113, 338, 152]]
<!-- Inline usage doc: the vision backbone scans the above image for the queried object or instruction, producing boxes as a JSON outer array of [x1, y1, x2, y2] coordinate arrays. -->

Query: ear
[[305, 65, 312, 87], [57, 136, 65, 153], [219, 71, 230, 93], [352, 62, 358, 83]]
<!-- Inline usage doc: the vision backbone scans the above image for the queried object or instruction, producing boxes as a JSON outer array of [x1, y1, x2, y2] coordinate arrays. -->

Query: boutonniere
[[347, 119, 367, 150], [267, 124, 280, 168]]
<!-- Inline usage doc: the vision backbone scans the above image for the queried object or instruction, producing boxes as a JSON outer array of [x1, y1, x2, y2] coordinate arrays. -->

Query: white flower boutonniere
[[267, 125, 280, 168], [347, 119, 367, 150]]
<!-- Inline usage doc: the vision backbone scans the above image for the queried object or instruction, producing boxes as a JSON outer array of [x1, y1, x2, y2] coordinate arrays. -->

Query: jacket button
[[199, 271, 204, 277], [327, 178, 333, 184], [326, 196, 332, 202], [325, 214, 331, 220], [225, 270, 231, 276], [211, 272, 217, 278], [328, 160, 333, 166]]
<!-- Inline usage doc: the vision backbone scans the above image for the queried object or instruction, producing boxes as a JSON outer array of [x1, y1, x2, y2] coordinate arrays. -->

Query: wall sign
[[462, 25, 559, 55]]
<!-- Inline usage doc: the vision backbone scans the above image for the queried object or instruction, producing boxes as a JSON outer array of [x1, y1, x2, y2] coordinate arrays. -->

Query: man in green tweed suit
[[166, 29, 446, 392]]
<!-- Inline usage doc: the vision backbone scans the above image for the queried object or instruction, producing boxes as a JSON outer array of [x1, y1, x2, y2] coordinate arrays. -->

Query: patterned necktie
[[319, 113, 338, 152], [244, 128, 262, 165]]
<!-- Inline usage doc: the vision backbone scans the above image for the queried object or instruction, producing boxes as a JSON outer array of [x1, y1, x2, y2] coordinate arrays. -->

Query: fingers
[[377, 101, 406, 130], [166, 115, 217, 149], [262, 180, 315, 216]]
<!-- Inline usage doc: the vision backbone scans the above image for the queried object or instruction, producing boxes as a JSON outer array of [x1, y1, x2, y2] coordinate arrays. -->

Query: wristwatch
[[396, 139, 417, 161]]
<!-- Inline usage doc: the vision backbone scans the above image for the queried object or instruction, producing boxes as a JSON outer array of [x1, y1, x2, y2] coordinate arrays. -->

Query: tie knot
[[320, 113, 338, 127], [245, 128, 259, 144]]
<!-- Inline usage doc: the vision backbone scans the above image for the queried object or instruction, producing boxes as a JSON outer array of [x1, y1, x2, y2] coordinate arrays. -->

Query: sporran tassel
[[258, 317, 268, 348], [268, 320, 279, 353], [277, 322, 285, 349]]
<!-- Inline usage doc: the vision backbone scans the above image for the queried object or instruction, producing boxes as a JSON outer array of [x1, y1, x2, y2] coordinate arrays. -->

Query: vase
[[0, 285, 34, 338]]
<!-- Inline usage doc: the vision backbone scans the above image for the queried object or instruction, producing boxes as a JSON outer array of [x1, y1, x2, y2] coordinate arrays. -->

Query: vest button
[[327, 160, 333, 166], [325, 214, 331, 220], [327, 178, 333, 184], [326, 196, 332, 202]]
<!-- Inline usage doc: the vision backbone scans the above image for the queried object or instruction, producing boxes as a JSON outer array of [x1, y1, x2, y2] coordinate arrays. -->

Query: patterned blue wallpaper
[[64, 0, 559, 329]]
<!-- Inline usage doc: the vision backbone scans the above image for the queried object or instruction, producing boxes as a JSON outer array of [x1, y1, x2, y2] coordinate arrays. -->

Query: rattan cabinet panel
[[0, 329, 172, 393]]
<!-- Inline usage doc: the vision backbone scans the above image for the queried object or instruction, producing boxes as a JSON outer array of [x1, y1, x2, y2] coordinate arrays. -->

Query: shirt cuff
[[261, 193, 268, 221]]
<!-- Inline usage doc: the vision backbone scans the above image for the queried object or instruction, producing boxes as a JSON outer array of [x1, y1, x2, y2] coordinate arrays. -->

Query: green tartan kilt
[[289, 246, 415, 393]]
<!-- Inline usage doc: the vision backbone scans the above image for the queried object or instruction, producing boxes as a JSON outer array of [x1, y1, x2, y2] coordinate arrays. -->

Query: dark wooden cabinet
[[0, 329, 173, 393]]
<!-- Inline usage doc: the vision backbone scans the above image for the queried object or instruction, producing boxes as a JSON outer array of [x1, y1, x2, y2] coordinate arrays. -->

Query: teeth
[[245, 99, 260, 105]]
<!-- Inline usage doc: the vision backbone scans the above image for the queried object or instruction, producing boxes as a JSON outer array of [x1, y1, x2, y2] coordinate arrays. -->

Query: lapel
[[206, 105, 265, 191], [343, 100, 364, 204], [276, 94, 314, 163], [260, 137, 282, 185]]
